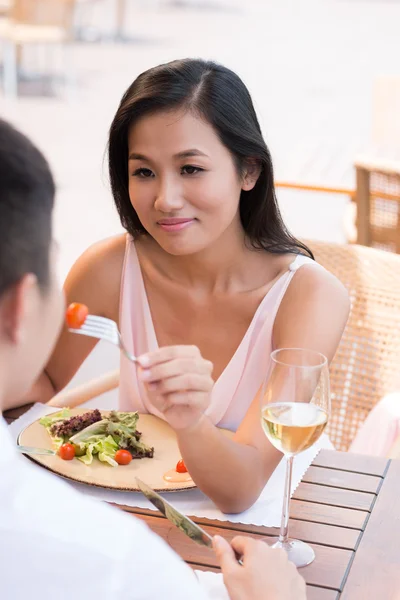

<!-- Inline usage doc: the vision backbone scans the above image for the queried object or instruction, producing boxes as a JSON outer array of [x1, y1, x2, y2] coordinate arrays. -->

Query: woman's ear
[[241, 159, 262, 191]]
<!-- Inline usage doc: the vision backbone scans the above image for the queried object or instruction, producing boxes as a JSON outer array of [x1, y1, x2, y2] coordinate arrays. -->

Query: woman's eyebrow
[[174, 149, 209, 159], [128, 149, 209, 161]]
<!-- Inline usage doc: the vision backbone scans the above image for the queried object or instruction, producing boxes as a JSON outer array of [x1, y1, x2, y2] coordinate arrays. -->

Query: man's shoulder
[[1, 445, 209, 600]]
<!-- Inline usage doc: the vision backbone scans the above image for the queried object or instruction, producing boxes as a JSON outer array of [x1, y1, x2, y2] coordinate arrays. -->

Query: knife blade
[[17, 445, 56, 456], [136, 477, 243, 564]]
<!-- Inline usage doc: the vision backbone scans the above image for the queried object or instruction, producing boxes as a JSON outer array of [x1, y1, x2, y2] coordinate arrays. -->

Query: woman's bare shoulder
[[76, 233, 127, 268], [273, 260, 350, 362], [64, 233, 128, 320]]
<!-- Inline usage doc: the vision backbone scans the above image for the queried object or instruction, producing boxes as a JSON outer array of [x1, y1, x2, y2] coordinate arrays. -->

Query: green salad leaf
[[76, 434, 119, 467], [39, 409, 71, 449], [39, 409, 71, 428], [41, 409, 154, 466]]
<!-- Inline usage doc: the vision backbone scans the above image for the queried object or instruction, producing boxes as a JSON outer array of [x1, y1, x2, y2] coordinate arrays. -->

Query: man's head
[[0, 120, 64, 409]]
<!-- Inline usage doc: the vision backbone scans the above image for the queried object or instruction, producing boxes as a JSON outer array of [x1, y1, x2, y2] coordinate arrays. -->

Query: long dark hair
[[108, 59, 313, 259]]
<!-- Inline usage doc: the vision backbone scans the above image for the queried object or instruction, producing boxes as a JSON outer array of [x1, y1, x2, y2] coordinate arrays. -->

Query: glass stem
[[279, 455, 294, 544]]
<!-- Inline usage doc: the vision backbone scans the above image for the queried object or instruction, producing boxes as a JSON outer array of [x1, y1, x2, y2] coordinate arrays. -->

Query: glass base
[[271, 538, 315, 568]]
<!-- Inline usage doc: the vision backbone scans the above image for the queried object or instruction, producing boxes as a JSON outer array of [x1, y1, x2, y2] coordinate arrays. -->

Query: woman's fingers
[[137, 345, 214, 429], [162, 390, 209, 409], [138, 345, 201, 367], [146, 373, 214, 394], [139, 357, 213, 384]]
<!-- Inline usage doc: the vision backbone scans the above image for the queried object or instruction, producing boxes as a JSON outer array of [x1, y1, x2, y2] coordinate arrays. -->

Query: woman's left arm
[[138, 266, 350, 513]]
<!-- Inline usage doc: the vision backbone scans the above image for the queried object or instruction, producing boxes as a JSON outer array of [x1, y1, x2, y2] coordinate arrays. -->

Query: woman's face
[[127, 109, 256, 255]]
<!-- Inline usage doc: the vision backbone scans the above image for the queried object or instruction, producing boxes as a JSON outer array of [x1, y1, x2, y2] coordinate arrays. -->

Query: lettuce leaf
[[76, 434, 119, 467], [39, 409, 71, 428], [69, 420, 109, 444], [108, 411, 139, 429]]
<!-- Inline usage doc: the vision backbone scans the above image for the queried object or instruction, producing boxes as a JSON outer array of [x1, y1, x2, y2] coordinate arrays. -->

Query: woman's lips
[[157, 218, 196, 232]]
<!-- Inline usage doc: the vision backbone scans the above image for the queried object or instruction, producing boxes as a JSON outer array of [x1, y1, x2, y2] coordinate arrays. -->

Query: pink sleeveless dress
[[118, 236, 319, 432]]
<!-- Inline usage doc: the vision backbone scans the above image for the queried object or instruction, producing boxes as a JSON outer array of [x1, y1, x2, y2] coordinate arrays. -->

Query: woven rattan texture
[[304, 240, 400, 451], [370, 171, 400, 253]]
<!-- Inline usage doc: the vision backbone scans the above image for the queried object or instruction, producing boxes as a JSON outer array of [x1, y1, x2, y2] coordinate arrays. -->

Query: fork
[[17, 445, 56, 456], [68, 315, 139, 364]]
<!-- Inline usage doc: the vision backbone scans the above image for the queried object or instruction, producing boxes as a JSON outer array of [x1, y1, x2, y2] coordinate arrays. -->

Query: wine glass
[[260, 348, 330, 567]]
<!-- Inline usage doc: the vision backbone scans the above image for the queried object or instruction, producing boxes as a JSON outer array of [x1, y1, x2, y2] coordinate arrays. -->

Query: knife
[[17, 445, 56, 456], [136, 477, 243, 564]]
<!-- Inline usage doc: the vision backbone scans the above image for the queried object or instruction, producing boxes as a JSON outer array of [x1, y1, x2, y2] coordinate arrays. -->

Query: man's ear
[[241, 159, 262, 191], [0, 274, 37, 344]]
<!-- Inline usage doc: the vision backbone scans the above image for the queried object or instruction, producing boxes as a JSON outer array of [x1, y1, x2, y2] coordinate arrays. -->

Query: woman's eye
[[132, 168, 154, 178], [181, 165, 203, 175]]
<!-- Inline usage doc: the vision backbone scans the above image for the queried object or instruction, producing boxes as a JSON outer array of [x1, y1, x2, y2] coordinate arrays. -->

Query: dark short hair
[[0, 119, 55, 297], [108, 58, 313, 258]]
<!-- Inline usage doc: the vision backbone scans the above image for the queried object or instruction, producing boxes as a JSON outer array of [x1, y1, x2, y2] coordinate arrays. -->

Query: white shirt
[[0, 416, 211, 600]]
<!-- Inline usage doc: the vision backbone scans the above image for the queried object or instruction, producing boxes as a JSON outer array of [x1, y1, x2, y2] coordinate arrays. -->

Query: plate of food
[[18, 408, 197, 492]]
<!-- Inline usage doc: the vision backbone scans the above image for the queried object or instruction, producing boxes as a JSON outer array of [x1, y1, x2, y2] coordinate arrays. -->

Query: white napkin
[[9, 403, 333, 527], [195, 571, 229, 600]]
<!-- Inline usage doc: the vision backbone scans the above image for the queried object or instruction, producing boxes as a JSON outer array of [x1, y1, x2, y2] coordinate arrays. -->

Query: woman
[[32, 59, 349, 513]]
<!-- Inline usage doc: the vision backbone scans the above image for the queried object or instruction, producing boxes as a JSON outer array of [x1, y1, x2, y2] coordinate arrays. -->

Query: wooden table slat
[[313, 449, 389, 477], [290, 499, 368, 530], [195, 518, 360, 550], [136, 511, 352, 591], [340, 460, 400, 599], [302, 466, 381, 494], [118, 506, 360, 550], [293, 482, 375, 511], [168, 524, 352, 590]]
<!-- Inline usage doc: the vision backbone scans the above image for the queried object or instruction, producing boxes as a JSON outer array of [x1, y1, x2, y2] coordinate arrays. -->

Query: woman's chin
[[153, 235, 205, 256]]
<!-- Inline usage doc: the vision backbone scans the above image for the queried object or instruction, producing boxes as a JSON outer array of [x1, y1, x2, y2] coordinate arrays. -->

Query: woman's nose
[[154, 177, 184, 212]]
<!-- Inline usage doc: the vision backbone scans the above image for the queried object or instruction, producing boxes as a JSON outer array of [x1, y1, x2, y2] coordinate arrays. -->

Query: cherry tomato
[[59, 443, 75, 461], [66, 303, 89, 329], [176, 459, 188, 473], [115, 449, 132, 466]]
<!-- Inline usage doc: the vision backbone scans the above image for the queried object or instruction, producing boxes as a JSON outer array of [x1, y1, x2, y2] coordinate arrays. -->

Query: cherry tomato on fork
[[59, 443, 75, 461], [176, 459, 188, 473], [115, 450, 133, 466], [66, 303, 89, 329]]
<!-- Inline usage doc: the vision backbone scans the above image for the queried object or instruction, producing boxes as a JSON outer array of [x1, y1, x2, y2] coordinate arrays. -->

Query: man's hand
[[213, 535, 307, 600]]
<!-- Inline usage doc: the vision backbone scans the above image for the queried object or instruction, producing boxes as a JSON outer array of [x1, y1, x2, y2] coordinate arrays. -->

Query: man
[[0, 119, 306, 600]]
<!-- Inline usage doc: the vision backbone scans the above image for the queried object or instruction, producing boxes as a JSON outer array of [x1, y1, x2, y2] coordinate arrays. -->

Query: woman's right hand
[[213, 535, 307, 600]]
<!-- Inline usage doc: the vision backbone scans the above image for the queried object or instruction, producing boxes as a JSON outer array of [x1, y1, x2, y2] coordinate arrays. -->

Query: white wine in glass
[[260, 348, 330, 567]]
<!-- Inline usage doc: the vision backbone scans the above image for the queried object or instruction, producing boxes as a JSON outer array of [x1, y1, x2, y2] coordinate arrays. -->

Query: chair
[[0, 0, 75, 97], [305, 239, 400, 451], [47, 369, 119, 408], [354, 157, 400, 253]]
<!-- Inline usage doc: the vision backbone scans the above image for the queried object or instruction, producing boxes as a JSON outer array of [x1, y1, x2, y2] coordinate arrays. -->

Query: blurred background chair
[[354, 157, 400, 253], [0, 0, 75, 97], [47, 369, 119, 408], [305, 239, 400, 452]]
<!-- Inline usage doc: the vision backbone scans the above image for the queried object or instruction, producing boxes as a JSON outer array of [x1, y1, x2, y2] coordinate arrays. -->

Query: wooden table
[[115, 450, 400, 600], [5, 407, 400, 599]]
